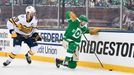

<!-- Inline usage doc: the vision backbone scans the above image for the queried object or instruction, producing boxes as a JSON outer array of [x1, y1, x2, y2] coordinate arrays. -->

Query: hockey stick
[[82, 34, 113, 71], [82, 34, 104, 68]]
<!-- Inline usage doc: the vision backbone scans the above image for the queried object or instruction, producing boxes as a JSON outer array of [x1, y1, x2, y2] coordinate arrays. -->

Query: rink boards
[[0, 29, 134, 73]]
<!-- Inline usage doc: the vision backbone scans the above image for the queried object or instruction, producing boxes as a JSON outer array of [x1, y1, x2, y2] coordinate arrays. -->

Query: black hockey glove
[[32, 32, 42, 41]]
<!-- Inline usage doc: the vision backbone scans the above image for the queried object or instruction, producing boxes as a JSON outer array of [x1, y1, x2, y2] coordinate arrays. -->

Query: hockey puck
[[109, 69, 113, 71]]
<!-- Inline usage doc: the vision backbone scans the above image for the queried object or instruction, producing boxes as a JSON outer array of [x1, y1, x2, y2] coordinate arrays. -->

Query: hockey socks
[[25, 50, 34, 64]]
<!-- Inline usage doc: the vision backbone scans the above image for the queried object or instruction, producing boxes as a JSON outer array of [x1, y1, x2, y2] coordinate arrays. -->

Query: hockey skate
[[25, 53, 32, 64], [3, 60, 11, 66], [55, 58, 63, 68]]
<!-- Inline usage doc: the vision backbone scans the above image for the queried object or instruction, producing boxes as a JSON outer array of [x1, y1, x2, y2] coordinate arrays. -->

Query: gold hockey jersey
[[7, 14, 38, 36]]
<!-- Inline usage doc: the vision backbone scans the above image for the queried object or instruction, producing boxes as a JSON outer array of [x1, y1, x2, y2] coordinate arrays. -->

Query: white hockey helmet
[[25, 6, 36, 13]]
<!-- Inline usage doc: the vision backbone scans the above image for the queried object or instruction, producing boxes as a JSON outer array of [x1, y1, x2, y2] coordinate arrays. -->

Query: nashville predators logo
[[17, 24, 33, 33], [9, 18, 33, 33]]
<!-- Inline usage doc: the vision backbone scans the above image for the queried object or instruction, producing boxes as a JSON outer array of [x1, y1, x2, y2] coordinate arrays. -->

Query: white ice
[[0, 57, 133, 75]]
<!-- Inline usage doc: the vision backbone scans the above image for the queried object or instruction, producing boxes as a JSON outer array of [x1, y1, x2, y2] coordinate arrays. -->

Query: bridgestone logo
[[80, 40, 134, 58]]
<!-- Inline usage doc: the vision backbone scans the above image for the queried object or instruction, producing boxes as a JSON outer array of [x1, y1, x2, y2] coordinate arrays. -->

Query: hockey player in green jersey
[[55, 11, 100, 69]]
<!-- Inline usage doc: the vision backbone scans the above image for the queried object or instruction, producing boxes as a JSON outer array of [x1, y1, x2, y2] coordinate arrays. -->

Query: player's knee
[[68, 61, 77, 69], [67, 43, 77, 53]]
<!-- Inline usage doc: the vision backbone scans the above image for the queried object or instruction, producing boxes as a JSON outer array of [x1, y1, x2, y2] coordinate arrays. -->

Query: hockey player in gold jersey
[[3, 6, 42, 66]]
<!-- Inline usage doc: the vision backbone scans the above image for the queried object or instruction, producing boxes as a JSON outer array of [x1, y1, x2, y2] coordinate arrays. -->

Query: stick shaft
[[83, 34, 104, 68]]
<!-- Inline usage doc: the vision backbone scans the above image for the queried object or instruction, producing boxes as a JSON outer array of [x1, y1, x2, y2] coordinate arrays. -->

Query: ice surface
[[0, 57, 133, 75]]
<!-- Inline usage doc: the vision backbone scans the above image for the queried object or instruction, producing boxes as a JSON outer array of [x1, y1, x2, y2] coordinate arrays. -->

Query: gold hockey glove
[[11, 32, 17, 38], [89, 28, 101, 35], [9, 29, 17, 38]]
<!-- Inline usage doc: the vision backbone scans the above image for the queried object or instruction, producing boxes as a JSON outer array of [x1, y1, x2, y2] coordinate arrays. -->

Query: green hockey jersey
[[64, 11, 90, 45]]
